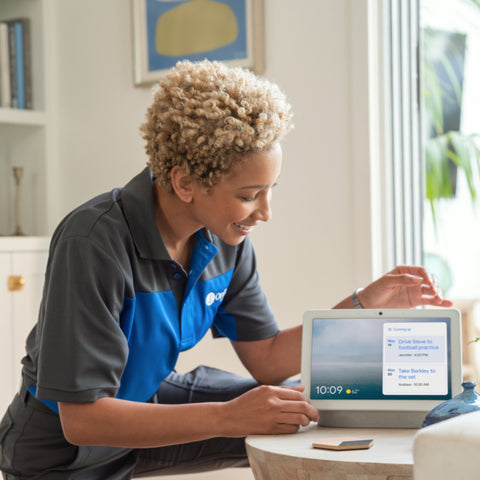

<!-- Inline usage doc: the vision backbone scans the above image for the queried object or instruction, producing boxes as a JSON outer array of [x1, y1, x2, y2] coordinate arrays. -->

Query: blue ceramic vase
[[422, 381, 480, 427]]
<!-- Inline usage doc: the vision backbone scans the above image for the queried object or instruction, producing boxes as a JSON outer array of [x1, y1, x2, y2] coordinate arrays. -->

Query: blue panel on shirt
[[212, 305, 238, 340], [117, 290, 180, 402], [117, 268, 234, 403], [180, 269, 234, 349]]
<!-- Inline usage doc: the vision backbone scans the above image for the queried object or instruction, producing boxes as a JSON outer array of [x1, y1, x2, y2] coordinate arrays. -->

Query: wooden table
[[246, 423, 417, 480]]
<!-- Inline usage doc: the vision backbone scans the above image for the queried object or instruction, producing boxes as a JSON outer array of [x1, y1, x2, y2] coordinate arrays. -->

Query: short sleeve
[[212, 237, 279, 341], [35, 236, 129, 403]]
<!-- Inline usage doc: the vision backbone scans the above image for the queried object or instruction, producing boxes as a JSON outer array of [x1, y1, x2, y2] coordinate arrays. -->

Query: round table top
[[246, 423, 418, 480]]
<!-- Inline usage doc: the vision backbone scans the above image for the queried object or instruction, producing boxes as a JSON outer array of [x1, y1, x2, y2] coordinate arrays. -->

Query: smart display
[[301, 309, 462, 428]]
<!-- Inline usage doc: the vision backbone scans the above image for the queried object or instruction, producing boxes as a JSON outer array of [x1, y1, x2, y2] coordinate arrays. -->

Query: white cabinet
[[0, 0, 57, 237], [0, 237, 49, 413]]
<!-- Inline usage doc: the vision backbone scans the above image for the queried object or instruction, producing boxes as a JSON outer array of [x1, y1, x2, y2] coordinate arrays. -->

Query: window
[[420, 0, 480, 300], [377, 0, 480, 303]]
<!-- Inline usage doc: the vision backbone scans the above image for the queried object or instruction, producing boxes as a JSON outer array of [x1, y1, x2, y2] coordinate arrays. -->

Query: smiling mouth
[[234, 222, 254, 233]]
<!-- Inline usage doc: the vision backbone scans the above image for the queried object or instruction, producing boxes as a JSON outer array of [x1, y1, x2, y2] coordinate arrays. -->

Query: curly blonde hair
[[141, 60, 293, 191]]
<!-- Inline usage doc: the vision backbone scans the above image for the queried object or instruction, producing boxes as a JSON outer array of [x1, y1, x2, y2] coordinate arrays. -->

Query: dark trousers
[[0, 366, 260, 479]]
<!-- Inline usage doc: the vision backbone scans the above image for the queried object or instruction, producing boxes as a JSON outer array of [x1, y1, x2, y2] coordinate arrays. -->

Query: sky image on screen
[[310, 317, 451, 401]]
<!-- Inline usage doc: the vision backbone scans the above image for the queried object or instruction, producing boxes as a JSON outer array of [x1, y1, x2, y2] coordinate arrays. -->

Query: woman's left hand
[[356, 265, 453, 309]]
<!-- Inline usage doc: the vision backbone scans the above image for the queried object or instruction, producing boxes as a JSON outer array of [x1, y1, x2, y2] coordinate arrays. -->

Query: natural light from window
[[421, 0, 480, 300]]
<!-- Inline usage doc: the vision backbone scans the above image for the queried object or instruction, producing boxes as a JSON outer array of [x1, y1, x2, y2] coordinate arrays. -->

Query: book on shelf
[[7, 20, 17, 108], [0, 17, 32, 110], [22, 19, 32, 110], [0, 21, 11, 108]]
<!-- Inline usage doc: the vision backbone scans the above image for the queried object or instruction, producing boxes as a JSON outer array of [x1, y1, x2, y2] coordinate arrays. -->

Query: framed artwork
[[132, 0, 264, 86]]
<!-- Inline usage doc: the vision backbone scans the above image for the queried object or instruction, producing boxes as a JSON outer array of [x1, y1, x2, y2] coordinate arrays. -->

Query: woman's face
[[191, 144, 282, 245]]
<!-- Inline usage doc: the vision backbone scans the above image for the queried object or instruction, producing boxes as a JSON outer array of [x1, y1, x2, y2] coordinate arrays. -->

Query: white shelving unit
[[0, 108, 46, 126], [0, 0, 56, 238], [0, 1, 53, 409]]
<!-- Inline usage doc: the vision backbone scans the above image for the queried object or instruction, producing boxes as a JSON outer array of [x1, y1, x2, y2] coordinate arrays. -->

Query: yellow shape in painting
[[156, 0, 238, 56]]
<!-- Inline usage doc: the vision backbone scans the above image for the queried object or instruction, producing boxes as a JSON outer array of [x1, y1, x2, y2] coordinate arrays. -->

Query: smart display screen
[[310, 317, 451, 400]]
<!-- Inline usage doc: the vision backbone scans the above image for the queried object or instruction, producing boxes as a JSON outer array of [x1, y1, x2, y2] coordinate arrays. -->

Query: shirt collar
[[121, 168, 216, 260], [121, 167, 170, 260]]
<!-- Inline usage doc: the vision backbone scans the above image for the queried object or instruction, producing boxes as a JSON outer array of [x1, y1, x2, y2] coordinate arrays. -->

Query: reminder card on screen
[[383, 322, 447, 395]]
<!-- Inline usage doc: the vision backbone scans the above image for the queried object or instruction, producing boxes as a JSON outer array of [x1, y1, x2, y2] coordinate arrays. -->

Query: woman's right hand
[[220, 384, 319, 436]]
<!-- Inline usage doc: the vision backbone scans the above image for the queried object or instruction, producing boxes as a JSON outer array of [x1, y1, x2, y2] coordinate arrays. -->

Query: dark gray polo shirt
[[21, 168, 279, 412]]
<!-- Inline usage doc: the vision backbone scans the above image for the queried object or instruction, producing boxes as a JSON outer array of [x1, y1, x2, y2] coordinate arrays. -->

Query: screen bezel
[[301, 308, 462, 412]]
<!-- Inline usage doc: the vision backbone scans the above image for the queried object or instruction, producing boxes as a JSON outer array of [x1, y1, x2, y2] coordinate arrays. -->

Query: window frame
[[351, 0, 423, 283]]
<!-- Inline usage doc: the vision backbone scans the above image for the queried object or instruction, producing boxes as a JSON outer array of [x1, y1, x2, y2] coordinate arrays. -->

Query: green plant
[[422, 24, 480, 227], [425, 131, 480, 223]]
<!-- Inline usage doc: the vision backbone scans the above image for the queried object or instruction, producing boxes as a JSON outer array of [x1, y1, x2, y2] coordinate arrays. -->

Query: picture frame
[[131, 0, 264, 86]]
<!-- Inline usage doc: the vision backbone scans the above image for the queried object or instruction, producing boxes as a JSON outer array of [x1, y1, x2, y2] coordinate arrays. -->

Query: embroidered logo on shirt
[[205, 288, 227, 306]]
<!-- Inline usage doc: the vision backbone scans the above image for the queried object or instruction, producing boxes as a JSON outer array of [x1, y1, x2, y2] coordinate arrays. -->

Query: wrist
[[215, 400, 240, 437], [352, 288, 365, 309]]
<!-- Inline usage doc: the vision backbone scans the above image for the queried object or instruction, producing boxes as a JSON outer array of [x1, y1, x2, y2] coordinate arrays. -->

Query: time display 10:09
[[315, 385, 344, 395]]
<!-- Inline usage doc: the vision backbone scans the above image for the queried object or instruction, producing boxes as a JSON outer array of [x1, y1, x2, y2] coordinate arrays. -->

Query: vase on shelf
[[12, 166, 26, 236]]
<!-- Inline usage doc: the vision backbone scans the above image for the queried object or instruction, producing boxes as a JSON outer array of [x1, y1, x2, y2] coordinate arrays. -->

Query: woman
[[0, 60, 451, 479]]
